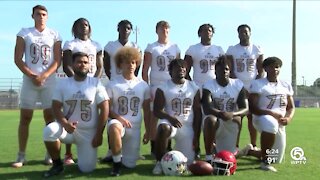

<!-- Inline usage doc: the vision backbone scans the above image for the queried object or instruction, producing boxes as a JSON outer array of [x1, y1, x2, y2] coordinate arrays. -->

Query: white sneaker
[[44, 153, 53, 165], [139, 155, 146, 160], [253, 146, 261, 151], [236, 144, 253, 157], [152, 161, 162, 175], [64, 154, 75, 165], [12, 152, 26, 168], [260, 162, 277, 172]]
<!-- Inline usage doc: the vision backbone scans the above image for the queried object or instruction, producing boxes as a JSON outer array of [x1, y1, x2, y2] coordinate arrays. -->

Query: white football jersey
[[53, 77, 109, 129], [17, 27, 62, 75], [63, 38, 102, 77], [158, 79, 199, 126], [203, 78, 243, 112], [249, 78, 294, 117], [185, 43, 224, 87], [104, 40, 141, 80], [145, 42, 181, 85], [106, 76, 150, 127], [226, 43, 263, 84]]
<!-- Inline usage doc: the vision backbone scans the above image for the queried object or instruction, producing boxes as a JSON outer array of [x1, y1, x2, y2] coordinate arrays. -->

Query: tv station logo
[[290, 147, 307, 164]]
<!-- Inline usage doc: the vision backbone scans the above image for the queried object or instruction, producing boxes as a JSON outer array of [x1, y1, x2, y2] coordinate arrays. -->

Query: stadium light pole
[[292, 0, 297, 96]]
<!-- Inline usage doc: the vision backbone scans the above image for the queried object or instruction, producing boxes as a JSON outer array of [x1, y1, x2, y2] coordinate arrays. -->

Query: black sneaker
[[110, 162, 121, 176], [43, 164, 64, 178], [101, 156, 113, 164]]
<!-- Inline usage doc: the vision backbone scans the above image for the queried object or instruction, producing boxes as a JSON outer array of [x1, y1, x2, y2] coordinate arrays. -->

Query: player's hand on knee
[[121, 119, 132, 128], [169, 117, 182, 128], [270, 111, 283, 121], [63, 121, 77, 133], [219, 111, 233, 121], [279, 117, 290, 126]]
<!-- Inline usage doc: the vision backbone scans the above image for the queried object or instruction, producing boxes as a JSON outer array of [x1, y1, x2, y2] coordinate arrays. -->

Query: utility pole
[[292, 0, 297, 96], [134, 26, 139, 44]]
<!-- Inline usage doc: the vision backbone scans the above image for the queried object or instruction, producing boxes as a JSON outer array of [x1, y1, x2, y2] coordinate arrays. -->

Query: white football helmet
[[161, 150, 188, 176]]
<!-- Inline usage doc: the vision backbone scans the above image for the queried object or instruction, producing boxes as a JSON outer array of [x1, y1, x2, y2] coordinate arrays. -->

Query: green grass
[[0, 108, 318, 179]]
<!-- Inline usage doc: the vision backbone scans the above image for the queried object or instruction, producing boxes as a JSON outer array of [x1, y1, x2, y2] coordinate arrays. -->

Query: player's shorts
[[252, 115, 278, 134], [20, 75, 56, 109], [107, 119, 141, 168], [158, 120, 195, 165], [43, 121, 97, 172], [214, 118, 239, 154]]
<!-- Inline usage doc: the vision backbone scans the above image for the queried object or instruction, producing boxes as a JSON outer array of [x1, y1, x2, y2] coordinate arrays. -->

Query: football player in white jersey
[[63, 18, 103, 78], [152, 59, 201, 175], [226, 24, 264, 153], [184, 23, 225, 87], [13, 5, 62, 168], [184, 23, 224, 158], [106, 47, 151, 176], [248, 57, 295, 172], [104, 20, 141, 81], [202, 56, 249, 163], [42, 52, 109, 177], [142, 20, 181, 155], [62, 17, 103, 165], [102, 20, 142, 163]]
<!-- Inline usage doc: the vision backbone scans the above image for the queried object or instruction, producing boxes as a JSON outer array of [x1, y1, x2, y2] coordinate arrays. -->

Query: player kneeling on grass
[[152, 59, 202, 175], [248, 57, 295, 172], [42, 52, 109, 178], [202, 55, 249, 163], [106, 47, 151, 176]]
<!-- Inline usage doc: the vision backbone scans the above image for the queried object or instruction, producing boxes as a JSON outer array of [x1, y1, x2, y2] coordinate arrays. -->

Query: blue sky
[[1, 0, 319, 85]]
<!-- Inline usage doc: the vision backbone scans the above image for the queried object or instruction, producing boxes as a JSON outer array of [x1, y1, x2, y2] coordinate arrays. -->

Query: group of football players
[[12, 4, 295, 177]]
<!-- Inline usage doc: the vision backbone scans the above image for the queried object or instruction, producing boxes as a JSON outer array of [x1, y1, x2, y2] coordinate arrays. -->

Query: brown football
[[188, 160, 213, 175]]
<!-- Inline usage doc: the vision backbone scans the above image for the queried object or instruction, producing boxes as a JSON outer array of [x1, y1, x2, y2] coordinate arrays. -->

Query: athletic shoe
[[101, 155, 113, 163], [260, 162, 277, 172], [236, 144, 253, 158], [44, 153, 53, 165], [152, 161, 162, 175], [64, 154, 75, 165], [12, 152, 26, 168], [43, 164, 64, 178], [139, 155, 146, 160], [253, 146, 261, 151], [110, 161, 121, 176]]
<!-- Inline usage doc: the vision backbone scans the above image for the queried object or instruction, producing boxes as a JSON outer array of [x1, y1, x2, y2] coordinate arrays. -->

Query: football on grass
[[188, 160, 213, 175]]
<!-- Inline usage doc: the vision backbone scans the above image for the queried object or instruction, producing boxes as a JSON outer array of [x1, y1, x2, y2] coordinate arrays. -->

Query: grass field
[[0, 108, 319, 180]]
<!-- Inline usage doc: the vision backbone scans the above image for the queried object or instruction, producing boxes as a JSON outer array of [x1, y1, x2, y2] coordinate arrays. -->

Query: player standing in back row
[[184, 23, 224, 158], [184, 23, 224, 87], [142, 20, 181, 156], [226, 24, 264, 155], [13, 4, 62, 168]]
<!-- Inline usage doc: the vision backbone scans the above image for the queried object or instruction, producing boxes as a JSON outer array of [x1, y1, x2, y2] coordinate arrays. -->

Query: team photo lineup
[[11, 4, 296, 178]]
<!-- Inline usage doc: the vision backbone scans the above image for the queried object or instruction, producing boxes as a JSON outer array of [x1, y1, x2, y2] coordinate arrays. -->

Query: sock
[[206, 154, 213, 161], [53, 158, 63, 166], [112, 154, 122, 163]]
